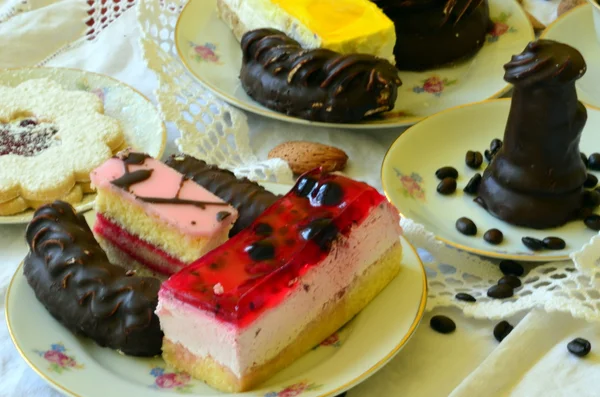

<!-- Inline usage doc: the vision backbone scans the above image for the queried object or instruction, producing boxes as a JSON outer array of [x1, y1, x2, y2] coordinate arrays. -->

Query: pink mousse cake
[[90, 151, 238, 276], [156, 169, 403, 392]]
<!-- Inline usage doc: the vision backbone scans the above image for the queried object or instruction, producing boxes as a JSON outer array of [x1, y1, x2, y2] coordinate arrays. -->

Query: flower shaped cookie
[[0, 78, 124, 214]]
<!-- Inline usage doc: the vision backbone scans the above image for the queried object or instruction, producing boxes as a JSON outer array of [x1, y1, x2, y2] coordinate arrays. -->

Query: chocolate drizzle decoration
[[23, 201, 163, 356], [239, 29, 402, 123], [112, 152, 229, 210], [164, 154, 280, 236]]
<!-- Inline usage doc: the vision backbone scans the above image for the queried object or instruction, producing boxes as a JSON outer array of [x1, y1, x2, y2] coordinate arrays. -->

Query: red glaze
[[0, 119, 58, 157], [161, 169, 389, 327]]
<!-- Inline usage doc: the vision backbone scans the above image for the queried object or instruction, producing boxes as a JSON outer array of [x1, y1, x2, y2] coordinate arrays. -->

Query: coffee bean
[[463, 173, 482, 195], [581, 152, 589, 168], [465, 150, 483, 169], [487, 283, 514, 299], [543, 237, 566, 250], [493, 321, 514, 342], [456, 217, 477, 236], [490, 138, 503, 154], [437, 178, 457, 195], [499, 260, 524, 277], [584, 214, 600, 231], [484, 149, 494, 162], [455, 292, 476, 302], [567, 338, 591, 357], [484, 229, 503, 245], [435, 166, 458, 180], [589, 153, 600, 171], [498, 275, 522, 289], [584, 173, 598, 189], [522, 237, 545, 251], [583, 190, 600, 208], [430, 315, 456, 334]]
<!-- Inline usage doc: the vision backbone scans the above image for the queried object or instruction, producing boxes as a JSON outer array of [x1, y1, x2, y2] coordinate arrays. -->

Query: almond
[[268, 141, 348, 175], [558, 0, 585, 17]]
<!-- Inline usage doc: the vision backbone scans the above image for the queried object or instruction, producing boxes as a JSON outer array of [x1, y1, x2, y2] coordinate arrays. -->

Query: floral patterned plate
[[6, 183, 427, 397], [0, 67, 166, 225], [541, 3, 600, 110], [174, 0, 533, 130], [382, 99, 600, 261]]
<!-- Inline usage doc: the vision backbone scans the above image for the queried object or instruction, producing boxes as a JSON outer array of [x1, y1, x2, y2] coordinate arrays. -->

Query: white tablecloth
[[2, 1, 600, 396]]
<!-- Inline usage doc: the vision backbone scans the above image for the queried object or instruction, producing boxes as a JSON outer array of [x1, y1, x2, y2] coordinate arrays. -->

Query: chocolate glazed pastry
[[164, 154, 280, 236], [373, 0, 491, 71], [24, 201, 163, 356], [239, 28, 402, 123], [477, 40, 588, 229]]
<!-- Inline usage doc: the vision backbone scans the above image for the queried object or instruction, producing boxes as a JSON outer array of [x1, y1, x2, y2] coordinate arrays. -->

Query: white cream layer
[[156, 202, 402, 378]]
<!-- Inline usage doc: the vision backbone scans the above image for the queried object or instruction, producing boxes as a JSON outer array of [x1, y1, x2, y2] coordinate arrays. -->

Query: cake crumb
[[213, 283, 224, 295]]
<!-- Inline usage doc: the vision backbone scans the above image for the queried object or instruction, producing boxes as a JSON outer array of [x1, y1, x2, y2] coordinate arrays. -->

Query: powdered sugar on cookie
[[0, 78, 125, 209]]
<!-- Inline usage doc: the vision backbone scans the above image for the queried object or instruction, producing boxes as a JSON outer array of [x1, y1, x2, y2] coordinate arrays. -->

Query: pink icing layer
[[90, 155, 238, 237], [94, 213, 186, 275]]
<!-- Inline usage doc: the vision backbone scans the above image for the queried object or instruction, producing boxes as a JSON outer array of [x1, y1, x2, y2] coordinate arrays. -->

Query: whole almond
[[268, 141, 348, 175], [558, 0, 585, 16]]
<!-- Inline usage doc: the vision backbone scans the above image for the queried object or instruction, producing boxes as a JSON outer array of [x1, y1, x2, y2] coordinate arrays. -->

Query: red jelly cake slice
[[90, 151, 238, 276], [156, 170, 403, 392]]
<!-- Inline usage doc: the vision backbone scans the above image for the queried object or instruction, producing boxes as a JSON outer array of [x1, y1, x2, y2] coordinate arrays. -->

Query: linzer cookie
[[240, 28, 402, 123], [165, 153, 280, 236], [0, 78, 124, 215], [90, 151, 238, 276], [24, 201, 162, 357]]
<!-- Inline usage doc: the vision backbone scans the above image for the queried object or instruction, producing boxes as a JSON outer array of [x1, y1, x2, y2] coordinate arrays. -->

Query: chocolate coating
[[373, 0, 491, 71], [164, 154, 280, 236], [478, 40, 588, 229], [23, 201, 162, 356], [239, 28, 402, 123]]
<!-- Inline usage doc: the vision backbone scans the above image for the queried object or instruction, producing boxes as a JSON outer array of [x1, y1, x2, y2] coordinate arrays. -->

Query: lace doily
[[133, 0, 600, 323]]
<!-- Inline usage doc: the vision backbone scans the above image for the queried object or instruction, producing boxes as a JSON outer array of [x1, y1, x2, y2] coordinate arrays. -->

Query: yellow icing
[[271, 0, 394, 45]]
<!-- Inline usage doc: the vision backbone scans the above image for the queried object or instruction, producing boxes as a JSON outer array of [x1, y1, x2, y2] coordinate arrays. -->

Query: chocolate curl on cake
[[24, 201, 163, 356], [239, 28, 402, 123], [477, 40, 588, 228], [164, 154, 280, 236]]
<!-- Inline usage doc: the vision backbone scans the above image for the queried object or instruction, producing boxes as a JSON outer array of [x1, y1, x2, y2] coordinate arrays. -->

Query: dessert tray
[[0, 67, 166, 225], [6, 183, 427, 397], [174, 0, 534, 130], [382, 99, 600, 262], [541, 3, 600, 110]]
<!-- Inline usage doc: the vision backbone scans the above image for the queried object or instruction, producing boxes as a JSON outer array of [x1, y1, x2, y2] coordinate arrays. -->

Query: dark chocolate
[[164, 154, 280, 236], [239, 28, 402, 123], [23, 201, 163, 357], [372, 0, 491, 71], [477, 40, 588, 229]]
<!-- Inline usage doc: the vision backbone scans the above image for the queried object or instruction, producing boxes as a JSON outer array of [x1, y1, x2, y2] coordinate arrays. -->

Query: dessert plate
[[382, 99, 600, 262], [6, 183, 427, 397], [541, 3, 600, 110], [175, 0, 534, 130], [0, 67, 166, 225]]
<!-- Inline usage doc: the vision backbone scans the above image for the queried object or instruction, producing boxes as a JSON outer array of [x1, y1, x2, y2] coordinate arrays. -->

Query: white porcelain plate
[[541, 4, 600, 110], [175, 0, 534, 130], [382, 99, 600, 262], [0, 67, 166, 225], [6, 183, 427, 397]]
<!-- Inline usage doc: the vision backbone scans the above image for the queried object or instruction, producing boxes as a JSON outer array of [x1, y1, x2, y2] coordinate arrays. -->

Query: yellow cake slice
[[217, 0, 397, 64]]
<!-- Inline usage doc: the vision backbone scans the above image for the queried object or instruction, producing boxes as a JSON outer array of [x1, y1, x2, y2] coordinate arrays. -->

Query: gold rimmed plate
[[0, 67, 166, 225], [174, 0, 533, 130], [382, 99, 600, 262], [6, 183, 427, 397]]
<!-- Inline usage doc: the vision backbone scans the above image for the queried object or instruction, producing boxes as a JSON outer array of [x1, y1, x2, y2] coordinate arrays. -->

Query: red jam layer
[[161, 169, 388, 327], [94, 213, 187, 275]]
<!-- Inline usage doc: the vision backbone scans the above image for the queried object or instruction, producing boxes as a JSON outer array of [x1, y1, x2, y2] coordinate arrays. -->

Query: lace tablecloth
[[2, 1, 600, 396]]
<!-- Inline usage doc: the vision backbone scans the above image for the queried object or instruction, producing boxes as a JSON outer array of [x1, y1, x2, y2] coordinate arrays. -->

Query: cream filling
[[156, 202, 402, 378]]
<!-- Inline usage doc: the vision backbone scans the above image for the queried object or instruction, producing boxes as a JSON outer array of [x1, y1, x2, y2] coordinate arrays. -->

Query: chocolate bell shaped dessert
[[477, 40, 588, 229]]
